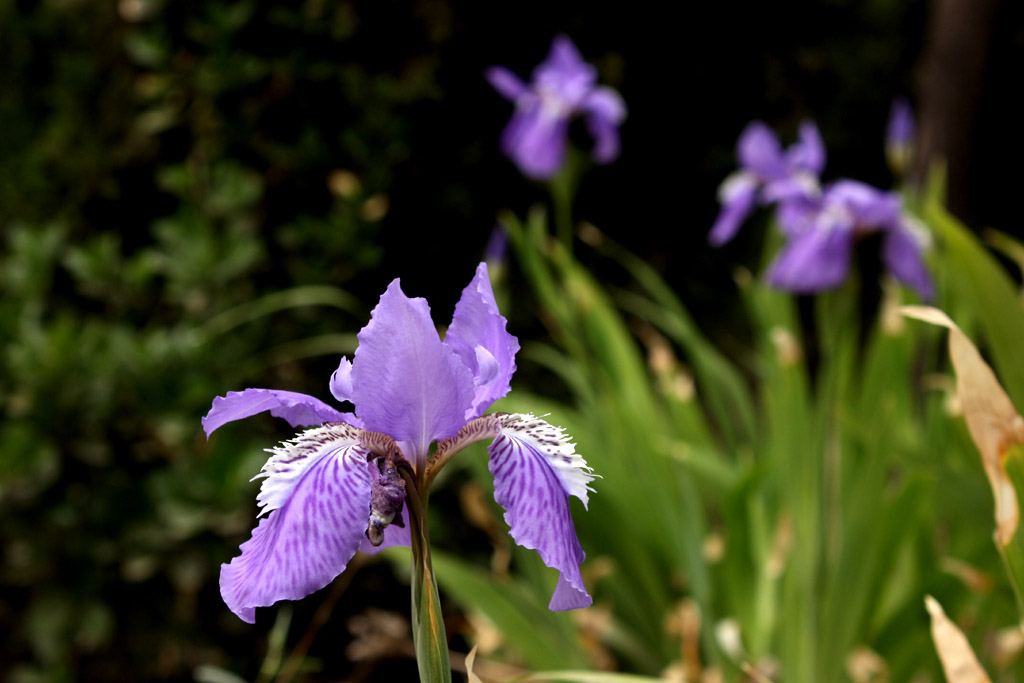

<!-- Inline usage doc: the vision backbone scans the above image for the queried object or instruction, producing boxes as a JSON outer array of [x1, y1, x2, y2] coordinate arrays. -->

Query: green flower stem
[[548, 150, 580, 254], [401, 469, 452, 683]]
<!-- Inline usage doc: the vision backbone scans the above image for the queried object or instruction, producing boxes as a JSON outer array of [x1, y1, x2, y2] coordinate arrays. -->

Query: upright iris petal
[[350, 280, 475, 465], [445, 262, 520, 420], [205, 263, 596, 622], [488, 35, 626, 179]]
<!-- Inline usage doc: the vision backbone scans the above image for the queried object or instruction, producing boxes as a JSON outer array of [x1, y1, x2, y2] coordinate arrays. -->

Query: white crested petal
[[488, 413, 596, 610], [220, 422, 374, 623], [495, 413, 596, 506]]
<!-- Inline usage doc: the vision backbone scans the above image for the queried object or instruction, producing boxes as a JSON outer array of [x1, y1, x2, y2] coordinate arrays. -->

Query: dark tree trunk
[[913, 0, 999, 222]]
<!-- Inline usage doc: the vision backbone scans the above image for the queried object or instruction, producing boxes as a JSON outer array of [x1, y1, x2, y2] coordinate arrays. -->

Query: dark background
[[1, 0, 1020, 680]]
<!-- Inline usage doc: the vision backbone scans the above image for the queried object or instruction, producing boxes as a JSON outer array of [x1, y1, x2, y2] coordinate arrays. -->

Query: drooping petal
[[500, 104, 570, 180], [444, 263, 520, 420], [768, 217, 854, 293], [330, 357, 354, 404], [787, 120, 826, 175], [485, 66, 528, 101], [220, 422, 374, 623], [351, 279, 475, 465], [709, 171, 758, 246], [884, 220, 934, 301], [581, 87, 626, 164], [202, 388, 352, 437], [487, 413, 596, 610], [737, 120, 786, 179]]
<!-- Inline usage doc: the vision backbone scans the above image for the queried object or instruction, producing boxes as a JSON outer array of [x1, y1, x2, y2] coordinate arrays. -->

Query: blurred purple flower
[[885, 98, 916, 175], [204, 263, 595, 622], [769, 179, 934, 299], [487, 35, 626, 179], [709, 120, 826, 246]]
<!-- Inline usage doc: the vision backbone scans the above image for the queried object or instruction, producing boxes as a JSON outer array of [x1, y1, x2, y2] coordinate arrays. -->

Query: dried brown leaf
[[465, 644, 484, 683], [924, 595, 991, 683], [903, 306, 1024, 544]]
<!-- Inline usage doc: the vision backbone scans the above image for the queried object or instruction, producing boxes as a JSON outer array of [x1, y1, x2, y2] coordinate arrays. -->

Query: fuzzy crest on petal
[[220, 422, 376, 623], [495, 413, 596, 506], [487, 413, 596, 611]]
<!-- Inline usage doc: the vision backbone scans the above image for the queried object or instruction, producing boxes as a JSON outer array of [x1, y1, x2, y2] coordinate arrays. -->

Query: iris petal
[[351, 279, 475, 465], [581, 87, 626, 164], [737, 121, 786, 179], [444, 262, 519, 420], [500, 105, 570, 180], [768, 218, 854, 293], [485, 66, 527, 101], [787, 120, 826, 175], [884, 221, 935, 301], [487, 413, 595, 610], [709, 172, 758, 246], [220, 423, 374, 623], [202, 388, 354, 437], [534, 35, 596, 108], [330, 357, 354, 404]]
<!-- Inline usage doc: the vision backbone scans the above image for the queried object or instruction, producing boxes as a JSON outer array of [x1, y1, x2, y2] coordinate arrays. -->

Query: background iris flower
[[710, 119, 933, 300], [709, 120, 825, 246], [769, 180, 934, 299], [486, 35, 626, 180], [203, 263, 596, 623]]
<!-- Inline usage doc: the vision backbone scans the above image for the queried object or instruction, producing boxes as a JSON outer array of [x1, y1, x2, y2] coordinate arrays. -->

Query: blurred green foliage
[[0, 1, 445, 680]]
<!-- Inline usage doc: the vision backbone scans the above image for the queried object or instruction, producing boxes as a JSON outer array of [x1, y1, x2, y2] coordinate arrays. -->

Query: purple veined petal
[[737, 120, 787, 179], [444, 263, 520, 420], [709, 171, 758, 246], [533, 35, 596, 108], [350, 279, 475, 467], [786, 120, 826, 175], [767, 216, 855, 293], [581, 87, 626, 164], [485, 66, 528, 102], [220, 422, 373, 623], [487, 414, 596, 611], [883, 218, 935, 301], [330, 357, 354, 404], [202, 388, 353, 437], [500, 104, 570, 180]]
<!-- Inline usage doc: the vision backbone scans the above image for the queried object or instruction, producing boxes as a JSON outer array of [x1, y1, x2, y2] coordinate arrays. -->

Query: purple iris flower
[[486, 35, 626, 180], [203, 263, 596, 622], [709, 120, 826, 246], [885, 98, 916, 175], [769, 179, 934, 299]]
